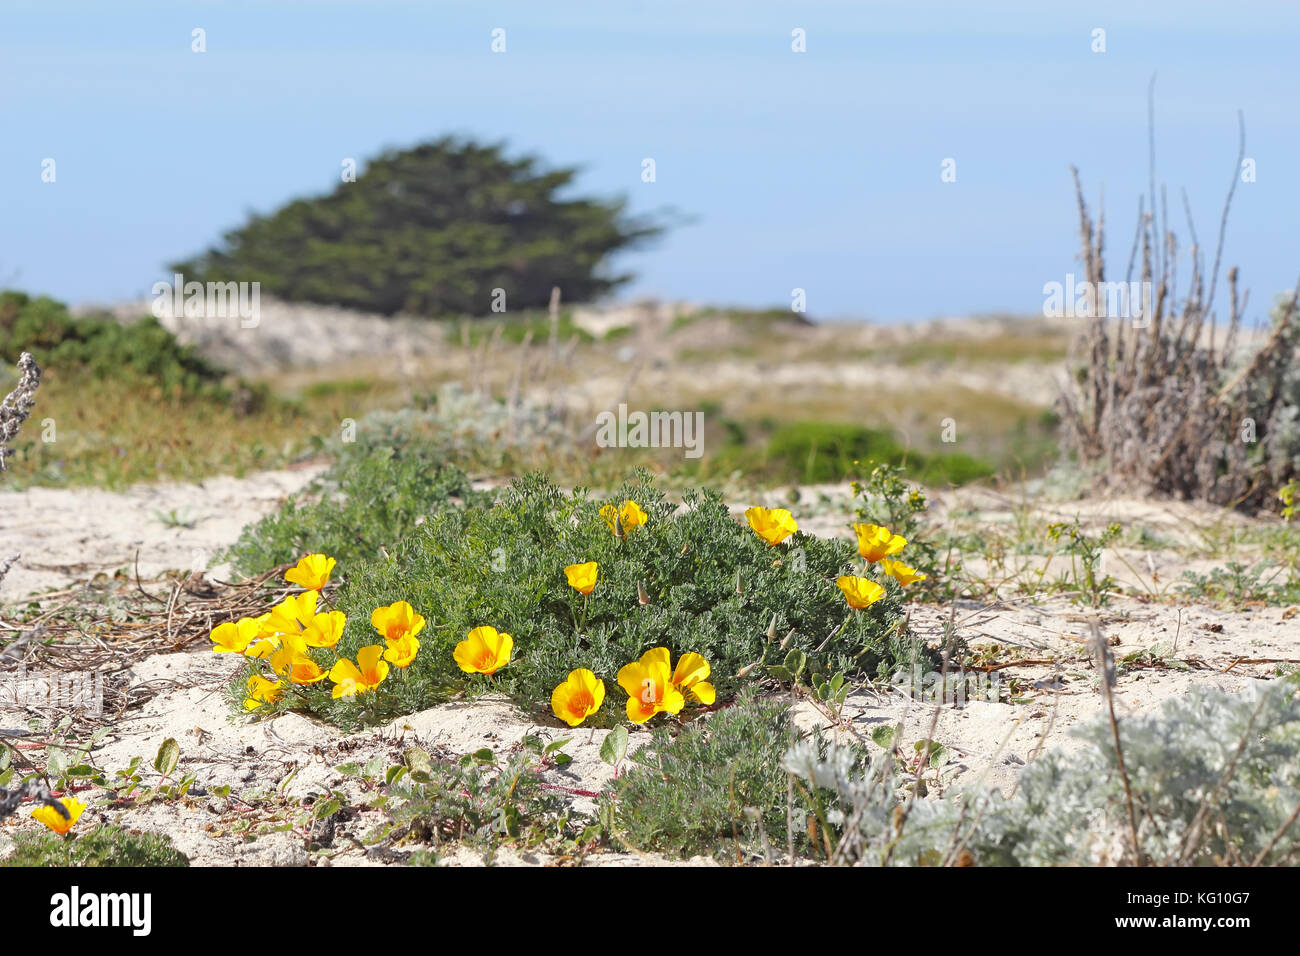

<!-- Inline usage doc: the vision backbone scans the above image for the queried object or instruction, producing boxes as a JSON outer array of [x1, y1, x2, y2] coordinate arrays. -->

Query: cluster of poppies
[[205, 497, 921, 727], [551, 499, 715, 727], [742, 505, 926, 610], [208, 554, 420, 707], [202, 500, 714, 730], [208, 554, 518, 710]]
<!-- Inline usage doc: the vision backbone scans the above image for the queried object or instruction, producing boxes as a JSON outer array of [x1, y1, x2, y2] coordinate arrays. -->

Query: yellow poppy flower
[[879, 558, 927, 586], [244, 674, 284, 711], [617, 648, 685, 723], [600, 500, 647, 537], [264, 591, 318, 637], [302, 610, 347, 648], [853, 523, 906, 563], [31, 797, 85, 835], [383, 633, 421, 668], [269, 642, 329, 685], [836, 575, 886, 610], [745, 506, 798, 546], [284, 553, 336, 591], [551, 668, 606, 727], [671, 651, 716, 705], [453, 625, 513, 675], [209, 616, 261, 654], [370, 600, 426, 643], [564, 561, 599, 595], [329, 645, 389, 698], [244, 635, 281, 660]]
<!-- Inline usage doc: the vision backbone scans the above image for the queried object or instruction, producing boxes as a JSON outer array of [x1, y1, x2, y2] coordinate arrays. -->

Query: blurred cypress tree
[[171, 138, 664, 316]]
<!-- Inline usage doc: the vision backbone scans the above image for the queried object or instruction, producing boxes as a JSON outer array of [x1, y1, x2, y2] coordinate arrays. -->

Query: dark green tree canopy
[[171, 138, 663, 317]]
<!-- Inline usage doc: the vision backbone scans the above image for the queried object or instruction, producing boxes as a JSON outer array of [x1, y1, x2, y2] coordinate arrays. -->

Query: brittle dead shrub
[[1059, 105, 1300, 509]]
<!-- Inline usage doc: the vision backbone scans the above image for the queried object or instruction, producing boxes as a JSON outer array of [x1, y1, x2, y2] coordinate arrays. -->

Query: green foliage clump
[[1177, 561, 1298, 608], [225, 451, 487, 575], [1045, 517, 1122, 607], [3, 825, 189, 867], [348, 738, 591, 862], [0, 291, 225, 395], [224, 385, 580, 574], [711, 420, 993, 488], [170, 138, 664, 317], [244, 471, 929, 728], [603, 692, 864, 859]]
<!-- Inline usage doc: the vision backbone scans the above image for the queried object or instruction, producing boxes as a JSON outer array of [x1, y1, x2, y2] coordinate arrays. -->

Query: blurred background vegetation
[[169, 138, 666, 317], [1, 138, 1066, 493]]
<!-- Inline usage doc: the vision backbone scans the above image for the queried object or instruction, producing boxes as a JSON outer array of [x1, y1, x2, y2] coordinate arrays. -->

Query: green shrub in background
[[0, 291, 225, 396], [236, 470, 931, 729], [706, 420, 994, 488]]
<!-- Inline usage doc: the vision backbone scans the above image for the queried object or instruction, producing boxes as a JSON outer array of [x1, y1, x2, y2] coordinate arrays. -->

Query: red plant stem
[[539, 782, 600, 799]]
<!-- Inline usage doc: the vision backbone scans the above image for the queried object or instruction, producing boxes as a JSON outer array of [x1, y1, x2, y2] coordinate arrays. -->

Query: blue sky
[[1, 0, 1297, 322]]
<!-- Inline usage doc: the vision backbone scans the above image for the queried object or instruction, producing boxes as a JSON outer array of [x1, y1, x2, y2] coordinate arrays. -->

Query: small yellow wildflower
[[244, 674, 284, 711], [551, 668, 606, 727], [383, 633, 421, 668], [617, 648, 685, 724], [31, 797, 85, 835], [879, 558, 926, 586], [329, 645, 389, 698], [302, 610, 347, 649], [670, 651, 716, 705], [744, 506, 798, 546], [600, 500, 647, 537], [453, 625, 513, 675], [264, 591, 318, 638], [209, 617, 261, 654], [269, 639, 329, 685], [853, 523, 906, 563], [836, 575, 886, 610], [370, 600, 426, 644], [284, 553, 336, 591], [564, 561, 599, 595]]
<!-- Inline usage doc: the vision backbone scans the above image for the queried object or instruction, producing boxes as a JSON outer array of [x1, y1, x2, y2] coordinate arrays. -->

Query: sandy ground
[[2, 470, 1297, 865], [0, 465, 326, 599]]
